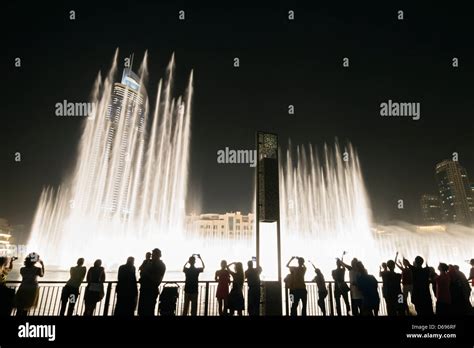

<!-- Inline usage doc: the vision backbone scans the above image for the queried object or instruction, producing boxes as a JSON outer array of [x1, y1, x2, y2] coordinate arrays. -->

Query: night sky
[[1, 1, 473, 233]]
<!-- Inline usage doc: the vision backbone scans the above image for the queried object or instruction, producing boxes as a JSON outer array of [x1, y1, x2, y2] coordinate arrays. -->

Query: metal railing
[[4, 281, 246, 316], [4, 280, 474, 316]]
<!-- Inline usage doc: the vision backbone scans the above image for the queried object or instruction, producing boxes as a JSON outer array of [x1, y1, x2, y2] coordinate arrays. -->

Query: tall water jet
[[26, 49, 473, 277], [28, 52, 193, 267], [279, 141, 474, 276], [279, 141, 376, 273]]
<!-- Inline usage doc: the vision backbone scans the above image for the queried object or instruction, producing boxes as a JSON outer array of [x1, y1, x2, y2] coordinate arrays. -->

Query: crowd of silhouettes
[[285, 254, 473, 316], [0, 252, 473, 316]]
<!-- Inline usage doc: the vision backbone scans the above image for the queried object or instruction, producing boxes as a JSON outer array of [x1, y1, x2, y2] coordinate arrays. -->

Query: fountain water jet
[[279, 141, 474, 276], [28, 51, 193, 268], [279, 141, 375, 273], [26, 52, 474, 278]]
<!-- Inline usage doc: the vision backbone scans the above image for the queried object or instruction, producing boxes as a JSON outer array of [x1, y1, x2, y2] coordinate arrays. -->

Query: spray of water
[[27, 52, 474, 279], [279, 141, 374, 273], [28, 51, 193, 267], [279, 142, 474, 277]]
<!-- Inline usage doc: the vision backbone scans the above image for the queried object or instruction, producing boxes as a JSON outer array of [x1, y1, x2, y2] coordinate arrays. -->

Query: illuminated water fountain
[[279, 143, 474, 275], [27, 52, 474, 278], [28, 51, 194, 268]]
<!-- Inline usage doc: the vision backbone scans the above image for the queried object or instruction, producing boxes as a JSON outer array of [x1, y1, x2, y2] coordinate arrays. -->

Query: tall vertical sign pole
[[275, 145, 282, 283], [256, 131, 282, 315], [256, 132, 260, 269]]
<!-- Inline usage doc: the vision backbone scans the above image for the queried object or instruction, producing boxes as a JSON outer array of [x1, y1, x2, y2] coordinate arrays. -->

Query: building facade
[[435, 160, 473, 226], [0, 218, 12, 257], [420, 194, 442, 225], [102, 68, 146, 215], [186, 212, 255, 239]]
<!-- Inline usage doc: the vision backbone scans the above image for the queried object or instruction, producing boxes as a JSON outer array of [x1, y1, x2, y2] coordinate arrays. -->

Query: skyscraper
[[103, 67, 147, 215], [420, 194, 442, 225], [435, 160, 473, 226]]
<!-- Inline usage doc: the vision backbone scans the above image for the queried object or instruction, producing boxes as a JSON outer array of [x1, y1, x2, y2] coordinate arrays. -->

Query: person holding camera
[[15, 253, 45, 316], [182, 254, 205, 316], [286, 256, 307, 316], [332, 258, 351, 316], [215, 260, 231, 316], [309, 262, 328, 316]]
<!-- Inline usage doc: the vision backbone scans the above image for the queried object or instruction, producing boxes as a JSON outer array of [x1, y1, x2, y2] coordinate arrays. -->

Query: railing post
[[284, 286, 289, 316], [204, 281, 209, 316], [328, 282, 334, 316], [102, 282, 112, 316]]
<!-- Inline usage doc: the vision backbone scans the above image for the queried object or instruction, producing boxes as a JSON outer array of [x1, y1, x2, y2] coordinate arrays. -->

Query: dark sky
[[1, 1, 473, 229]]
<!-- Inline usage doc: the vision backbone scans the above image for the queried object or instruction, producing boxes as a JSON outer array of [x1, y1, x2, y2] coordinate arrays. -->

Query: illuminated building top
[[121, 67, 141, 91]]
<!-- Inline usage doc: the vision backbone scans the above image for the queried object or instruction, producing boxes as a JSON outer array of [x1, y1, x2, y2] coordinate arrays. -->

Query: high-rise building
[[435, 160, 473, 226], [103, 67, 146, 215], [420, 194, 442, 225]]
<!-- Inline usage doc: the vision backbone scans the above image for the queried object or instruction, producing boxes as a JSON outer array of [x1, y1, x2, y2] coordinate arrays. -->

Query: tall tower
[[435, 160, 473, 226], [103, 67, 146, 215]]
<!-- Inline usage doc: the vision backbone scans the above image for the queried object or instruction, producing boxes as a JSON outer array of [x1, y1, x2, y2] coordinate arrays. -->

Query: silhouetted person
[[60, 258, 86, 316], [396, 258, 413, 315], [139, 252, 151, 274], [83, 259, 105, 316], [405, 256, 433, 316], [449, 265, 472, 315], [0, 256, 14, 284], [138, 248, 166, 316], [384, 260, 403, 316], [15, 253, 44, 316], [114, 257, 138, 316], [182, 254, 205, 316], [227, 262, 245, 316], [287, 256, 307, 316], [0, 256, 16, 316], [245, 260, 262, 316], [355, 262, 380, 316], [468, 259, 474, 287], [342, 258, 363, 316], [332, 258, 350, 315], [428, 266, 437, 295], [311, 265, 328, 316], [435, 263, 451, 316], [379, 262, 389, 304], [454, 265, 472, 312], [215, 260, 231, 316]]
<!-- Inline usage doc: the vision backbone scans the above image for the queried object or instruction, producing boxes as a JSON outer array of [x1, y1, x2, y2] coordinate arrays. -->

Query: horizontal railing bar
[[4, 280, 368, 284]]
